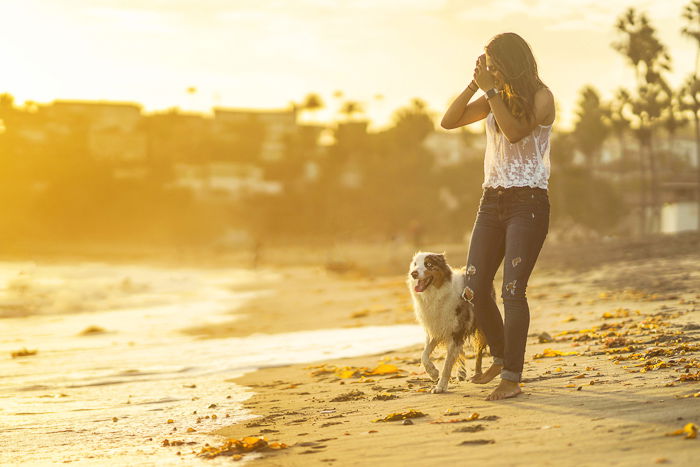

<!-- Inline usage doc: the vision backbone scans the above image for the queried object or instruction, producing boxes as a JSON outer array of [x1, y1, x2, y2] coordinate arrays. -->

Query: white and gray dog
[[407, 251, 488, 393]]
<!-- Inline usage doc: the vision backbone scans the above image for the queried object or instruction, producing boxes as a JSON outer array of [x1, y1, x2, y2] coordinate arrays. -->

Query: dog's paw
[[430, 385, 447, 394], [423, 364, 439, 381]]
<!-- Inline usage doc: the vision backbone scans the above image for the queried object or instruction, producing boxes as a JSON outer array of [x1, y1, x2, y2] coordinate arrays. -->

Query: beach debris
[[330, 390, 365, 402], [373, 410, 427, 422], [665, 423, 698, 440], [311, 363, 401, 380], [79, 325, 106, 336], [112, 417, 118, 422], [458, 439, 495, 445], [167, 419, 174, 424], [453, 424, 485, 433], [198, 436, 287, 459], [402, 419, 413, 425], [320, 421, 342, 428], [372, 393, 398, 401], [162, 439, 192, 447], [187, 428, 196, 433], [11, 348, 37, 358], [603, 337, 631, 348], [678, 372, 700, 383], [350, 310, 370, 319], [208, 404, 217, 408], [537, 332, 553, 343], [430, 413, 480, 424], [601, 308, 638, 319], [533, 349, 579, 359]]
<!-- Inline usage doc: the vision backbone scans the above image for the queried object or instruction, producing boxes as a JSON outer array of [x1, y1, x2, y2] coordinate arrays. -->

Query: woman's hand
[[473, 54, 496, 91]]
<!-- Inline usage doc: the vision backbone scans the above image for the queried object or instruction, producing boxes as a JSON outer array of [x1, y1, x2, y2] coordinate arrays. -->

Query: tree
[[681, 0, 700, 228], [682, 0, 700, 76], [572, 86, 609, 171], [679, 75, 700, 229], [338, 100, 365, 122], [612, 7, 673, 234], [391, 98, 435, 147], [300, 93, 324, 122], [602, 89, 632, 169]]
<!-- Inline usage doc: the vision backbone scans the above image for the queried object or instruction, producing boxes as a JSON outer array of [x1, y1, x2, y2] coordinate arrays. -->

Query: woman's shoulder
[[534, 85, 555, 126], [535, 85, 554, 102]]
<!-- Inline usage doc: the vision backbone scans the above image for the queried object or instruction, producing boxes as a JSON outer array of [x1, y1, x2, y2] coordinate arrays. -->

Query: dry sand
[[203, 249, 700, 466]]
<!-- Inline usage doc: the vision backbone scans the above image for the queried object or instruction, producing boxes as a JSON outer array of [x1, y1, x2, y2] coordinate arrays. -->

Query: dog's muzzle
[[414, 276, 433, 293]]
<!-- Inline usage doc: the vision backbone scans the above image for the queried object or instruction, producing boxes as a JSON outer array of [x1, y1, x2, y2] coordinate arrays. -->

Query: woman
[[440, 32, 555, 401]]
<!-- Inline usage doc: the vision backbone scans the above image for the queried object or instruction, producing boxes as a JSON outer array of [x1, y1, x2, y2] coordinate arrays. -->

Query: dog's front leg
[[432, 340, 460, 394], [422, 335, 439, 381]]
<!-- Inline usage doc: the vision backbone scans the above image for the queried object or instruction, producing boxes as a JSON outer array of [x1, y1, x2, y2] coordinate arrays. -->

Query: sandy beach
[[208, 239, 700, 466], [1, 235, 699, 465]]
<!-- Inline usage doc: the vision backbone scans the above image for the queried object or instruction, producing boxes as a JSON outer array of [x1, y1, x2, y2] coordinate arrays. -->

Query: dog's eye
[[411, 271, 418, 279], [425, 262, 433, 269]]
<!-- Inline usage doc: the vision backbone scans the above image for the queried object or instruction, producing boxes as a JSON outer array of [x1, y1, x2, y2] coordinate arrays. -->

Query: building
[[212, 106, 298, 162], [41, 100, 147, 162], [169, 162, 281, 200], [423, 130, 483, 167]]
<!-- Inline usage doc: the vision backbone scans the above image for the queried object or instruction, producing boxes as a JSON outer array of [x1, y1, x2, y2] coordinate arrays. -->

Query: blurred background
[[0, 0, 698, 269], [2, 4, 699, 463]]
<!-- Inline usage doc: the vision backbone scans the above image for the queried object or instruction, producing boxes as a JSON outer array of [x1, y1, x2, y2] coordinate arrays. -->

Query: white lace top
[[482, 111, 552, 189]]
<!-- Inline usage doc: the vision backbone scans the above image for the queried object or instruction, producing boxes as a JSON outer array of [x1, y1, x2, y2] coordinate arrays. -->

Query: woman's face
[[485, 54, 504, 88]]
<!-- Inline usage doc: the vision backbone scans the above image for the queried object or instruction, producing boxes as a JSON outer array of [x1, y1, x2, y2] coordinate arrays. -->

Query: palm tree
[[681, 0, 700, 228], [338, 100, 365, 122], [300, 93, 325, 122], [679, 75, 700, 229], [603, 89, 632, 167], [612, 7, 672, 234], [682, 0, 700, 77], [660, 91, 688, 171], [572, 86, 609, 172]]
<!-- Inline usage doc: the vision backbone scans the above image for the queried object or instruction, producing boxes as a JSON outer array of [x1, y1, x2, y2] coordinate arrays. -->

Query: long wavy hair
[[485, 32, 546, 132]]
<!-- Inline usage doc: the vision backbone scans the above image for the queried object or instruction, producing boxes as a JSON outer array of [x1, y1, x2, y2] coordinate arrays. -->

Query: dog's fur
[[407, 251, 489, 393]]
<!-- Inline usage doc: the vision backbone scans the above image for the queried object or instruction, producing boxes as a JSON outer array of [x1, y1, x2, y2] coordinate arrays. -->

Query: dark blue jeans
[[463, 186, 549, 382]]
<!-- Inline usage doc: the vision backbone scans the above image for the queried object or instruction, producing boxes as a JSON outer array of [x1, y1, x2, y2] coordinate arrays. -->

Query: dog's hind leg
[[431, 340, 461, 393], [474, 345, 483, 377], [457, 355, 467, 381], [472, 328, 487, 380], [422, 335, 440, 381]]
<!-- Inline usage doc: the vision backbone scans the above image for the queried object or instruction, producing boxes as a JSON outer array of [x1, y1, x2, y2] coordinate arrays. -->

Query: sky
[[0, 0, 697, 131]]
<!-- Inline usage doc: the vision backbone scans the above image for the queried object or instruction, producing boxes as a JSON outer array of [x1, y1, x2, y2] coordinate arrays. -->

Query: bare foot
[[486, 379, 522, 401], [471, 363, 502, 384]]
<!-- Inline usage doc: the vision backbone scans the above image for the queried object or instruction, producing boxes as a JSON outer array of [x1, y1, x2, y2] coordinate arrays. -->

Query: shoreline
[[205, 252, 700, 466], [2, 235, 698, 465]]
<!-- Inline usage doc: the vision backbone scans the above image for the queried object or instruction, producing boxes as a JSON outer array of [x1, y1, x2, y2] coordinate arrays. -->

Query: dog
[[407, 251, 488, 393]]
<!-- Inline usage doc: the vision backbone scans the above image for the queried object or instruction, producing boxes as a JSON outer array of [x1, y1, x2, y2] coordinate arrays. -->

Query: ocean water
[[0, 261, 423, 465]]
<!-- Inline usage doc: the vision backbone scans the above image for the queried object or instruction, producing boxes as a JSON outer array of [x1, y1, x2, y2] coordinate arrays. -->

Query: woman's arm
[[474, 55, 555, 143], [487, 87, 554, 143], [441, 80, 491, 130]]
